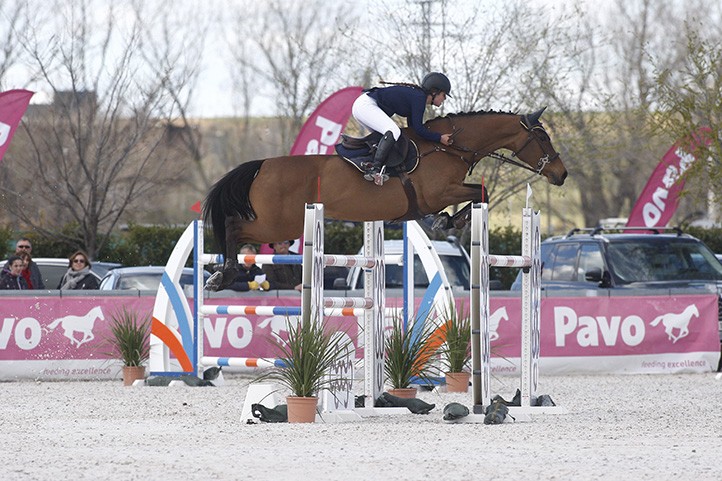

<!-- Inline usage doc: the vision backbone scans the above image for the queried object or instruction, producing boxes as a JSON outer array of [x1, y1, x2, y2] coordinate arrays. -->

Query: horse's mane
[[425, 109, 519, 126]]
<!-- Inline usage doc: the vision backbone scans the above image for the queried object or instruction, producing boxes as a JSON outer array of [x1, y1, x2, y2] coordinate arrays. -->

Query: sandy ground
[[1, 372, 721, 481]]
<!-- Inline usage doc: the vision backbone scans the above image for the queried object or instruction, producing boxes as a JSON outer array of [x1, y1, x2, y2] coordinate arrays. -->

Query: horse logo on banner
[[650, 304, 698, 344], [46, 306, 105, 348]]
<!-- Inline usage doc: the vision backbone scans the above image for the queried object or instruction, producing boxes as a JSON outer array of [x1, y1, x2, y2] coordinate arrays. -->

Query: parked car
[[99, 266, 208, 291], [509, 227, 722, 349], [510, 227, 722, 291], [0, 257, 112, 289], [333, 238, 471, 290]]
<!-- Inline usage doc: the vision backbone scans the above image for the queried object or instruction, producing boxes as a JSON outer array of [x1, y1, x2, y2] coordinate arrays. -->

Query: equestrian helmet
[[422, 72, 452, 98]]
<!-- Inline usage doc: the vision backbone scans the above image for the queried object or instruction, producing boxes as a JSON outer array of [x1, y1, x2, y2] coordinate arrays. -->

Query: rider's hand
[[248, 281, 260, 290], [440, 134, 453, 146]]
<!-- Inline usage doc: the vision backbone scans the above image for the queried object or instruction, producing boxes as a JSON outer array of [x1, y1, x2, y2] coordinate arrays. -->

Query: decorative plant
[[383, 312, 439, 390], [438, 302, 471, 374], [260, 318, 353, 398], [107, 306, 151, 367]]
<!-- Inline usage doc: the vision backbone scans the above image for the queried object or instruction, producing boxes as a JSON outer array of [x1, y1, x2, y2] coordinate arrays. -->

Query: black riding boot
[[363, 130, 394, 185]]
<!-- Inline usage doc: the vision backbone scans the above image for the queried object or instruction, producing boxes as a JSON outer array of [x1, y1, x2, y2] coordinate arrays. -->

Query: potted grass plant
[[107, 306, 151, 386], [438, 302, 472, 392], [383, 312, 439, 398], [258, 318, 352, 423]]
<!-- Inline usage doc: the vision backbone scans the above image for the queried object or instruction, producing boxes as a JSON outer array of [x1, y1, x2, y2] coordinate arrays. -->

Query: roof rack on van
[[589, 225, 684, 236], [564, 227, 596, 237]]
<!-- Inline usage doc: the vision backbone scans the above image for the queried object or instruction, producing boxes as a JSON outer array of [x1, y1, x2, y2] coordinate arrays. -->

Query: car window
[[607, 240, 722, 283], [546, 244, 578, 282], [577, 244, 603, 282]]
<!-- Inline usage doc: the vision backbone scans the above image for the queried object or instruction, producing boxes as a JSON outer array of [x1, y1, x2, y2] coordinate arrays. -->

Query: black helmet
[[421, 72, 452, 98]]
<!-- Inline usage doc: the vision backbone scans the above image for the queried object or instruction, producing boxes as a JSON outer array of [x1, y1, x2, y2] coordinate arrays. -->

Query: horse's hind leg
[[205, 215, 245, 291], [220, 216, 242, 290]]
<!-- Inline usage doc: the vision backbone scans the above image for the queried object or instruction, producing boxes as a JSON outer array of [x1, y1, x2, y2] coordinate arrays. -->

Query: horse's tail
[[650, 315, 664, 327], [203, 160, 264, 255]]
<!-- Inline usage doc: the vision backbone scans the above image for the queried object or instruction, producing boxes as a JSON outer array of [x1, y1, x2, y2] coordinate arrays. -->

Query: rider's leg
[[351, 93, 401, 146]]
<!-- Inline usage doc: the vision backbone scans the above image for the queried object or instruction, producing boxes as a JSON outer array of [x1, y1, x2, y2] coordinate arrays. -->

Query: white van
[[332, 238, 470, 290]]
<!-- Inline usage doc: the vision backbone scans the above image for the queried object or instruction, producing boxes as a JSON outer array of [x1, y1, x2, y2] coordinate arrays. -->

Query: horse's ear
[[521, 106, 547, 130], [530, 106, 546, 123]]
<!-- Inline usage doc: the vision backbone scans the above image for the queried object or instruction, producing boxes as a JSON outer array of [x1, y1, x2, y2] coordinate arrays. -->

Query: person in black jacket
[[225, 244, 270, 292], [3, 238, 44, 289], [57, 250, 99, 290], [263, 240, 302, 291], [0, 255, 29, 290]]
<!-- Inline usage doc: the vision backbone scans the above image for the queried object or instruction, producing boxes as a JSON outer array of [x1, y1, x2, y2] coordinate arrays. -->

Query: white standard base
[[316, 410, 364, 423], [241, 383, 281, 423], [354, 406, 410, 417]]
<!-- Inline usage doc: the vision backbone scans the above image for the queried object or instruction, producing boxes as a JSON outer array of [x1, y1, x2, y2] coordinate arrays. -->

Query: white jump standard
[[453, 187, 563, 423]]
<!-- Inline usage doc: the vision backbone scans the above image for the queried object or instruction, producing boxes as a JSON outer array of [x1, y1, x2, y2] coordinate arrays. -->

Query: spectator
[[17, 251, 35, 289], [263, 240, 302, 291], [0, 255, 29, 290], [57, 250, 99, 290], [225, 244, 271, 292], [3, 237, 44, 289]]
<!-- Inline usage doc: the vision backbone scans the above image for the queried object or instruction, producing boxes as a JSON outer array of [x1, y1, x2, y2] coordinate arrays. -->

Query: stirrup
[[372, 165, 389, 186]]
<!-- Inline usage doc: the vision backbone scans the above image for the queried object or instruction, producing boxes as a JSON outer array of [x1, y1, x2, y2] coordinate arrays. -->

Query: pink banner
[[0, 89, 34, 164], [626, 128, 712, 228], [260, 86, 363, 254], [0, 293, 717, 380]]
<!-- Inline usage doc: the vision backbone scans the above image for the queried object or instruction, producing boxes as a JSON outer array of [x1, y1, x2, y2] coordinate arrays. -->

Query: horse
[[650, 304, 698, 343], [204, 107, 568, 290], [46, 305, 105, 347]]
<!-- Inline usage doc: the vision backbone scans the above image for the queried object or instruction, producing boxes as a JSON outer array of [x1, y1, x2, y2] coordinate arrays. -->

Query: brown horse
[[203, 107, 567, 290]]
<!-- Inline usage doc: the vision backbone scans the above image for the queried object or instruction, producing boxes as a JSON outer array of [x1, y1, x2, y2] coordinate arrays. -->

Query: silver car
[[99, 266, 207, 291]]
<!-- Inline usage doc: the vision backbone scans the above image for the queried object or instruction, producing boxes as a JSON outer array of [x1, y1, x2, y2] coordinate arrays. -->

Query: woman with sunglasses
[[58, 250, 100, 290]]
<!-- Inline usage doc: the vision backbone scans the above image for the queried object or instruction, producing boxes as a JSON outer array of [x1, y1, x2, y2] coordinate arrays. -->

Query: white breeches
[[352, 93, 401, 140]]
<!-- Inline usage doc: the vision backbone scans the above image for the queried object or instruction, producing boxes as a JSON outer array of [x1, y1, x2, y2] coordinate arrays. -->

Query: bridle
[[422, 116, 560, 176]]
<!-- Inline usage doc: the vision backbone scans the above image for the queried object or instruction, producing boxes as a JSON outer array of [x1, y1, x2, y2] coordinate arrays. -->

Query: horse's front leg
[[432, 184, 489, 230]]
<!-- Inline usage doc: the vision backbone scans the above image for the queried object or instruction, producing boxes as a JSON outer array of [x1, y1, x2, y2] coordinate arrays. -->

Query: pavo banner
[[260, 86, 363, 254], [0, 89, 34, 165], [626, 128, 712, 228]]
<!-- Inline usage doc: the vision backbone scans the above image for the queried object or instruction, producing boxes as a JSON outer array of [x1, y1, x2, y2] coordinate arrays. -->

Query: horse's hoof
[[432, 214, 452, 231], [205, 271, 223, 291]]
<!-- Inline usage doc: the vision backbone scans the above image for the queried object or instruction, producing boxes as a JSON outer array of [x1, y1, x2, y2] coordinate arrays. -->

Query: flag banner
[[0, 89, 34, 165], [626, 128, 712, 228], [260, 86, 363, 254]]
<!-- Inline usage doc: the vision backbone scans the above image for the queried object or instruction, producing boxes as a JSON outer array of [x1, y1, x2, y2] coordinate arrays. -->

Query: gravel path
[[1, 373, 721, 480]]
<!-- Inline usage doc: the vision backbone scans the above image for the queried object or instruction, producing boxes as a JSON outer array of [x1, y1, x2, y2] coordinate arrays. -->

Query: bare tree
[[653, 24, 722, 221], [0, 0, 27, 88], [226, 0, 359, 153], [1, 0, 197, 257]]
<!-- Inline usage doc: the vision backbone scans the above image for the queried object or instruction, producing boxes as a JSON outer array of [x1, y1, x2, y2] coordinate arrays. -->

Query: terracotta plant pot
[[445, 371, 471, 393], [122, 365, 145, 386], [286, 396, 318, 423], [388, 387, 417, 399]]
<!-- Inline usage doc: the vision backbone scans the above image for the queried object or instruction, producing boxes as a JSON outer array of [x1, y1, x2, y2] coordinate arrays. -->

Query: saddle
[[335, 132, 419, 178]]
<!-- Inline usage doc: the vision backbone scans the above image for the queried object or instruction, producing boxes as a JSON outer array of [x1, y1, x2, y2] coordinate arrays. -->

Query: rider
[[351, 72, 454, 185]]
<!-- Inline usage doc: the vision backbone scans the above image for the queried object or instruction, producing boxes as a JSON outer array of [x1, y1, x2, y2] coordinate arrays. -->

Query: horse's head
[[512, 107, 568, 186]]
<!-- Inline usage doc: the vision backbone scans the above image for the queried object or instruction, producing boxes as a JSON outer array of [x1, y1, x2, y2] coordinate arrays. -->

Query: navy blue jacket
[[227, 263, 266, 292], [0, 269, 29, 290], [365, 86, 442, 142]]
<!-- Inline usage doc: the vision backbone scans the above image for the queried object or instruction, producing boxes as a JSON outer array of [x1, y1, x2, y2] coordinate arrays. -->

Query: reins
[[417, 116, 559, 177]]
